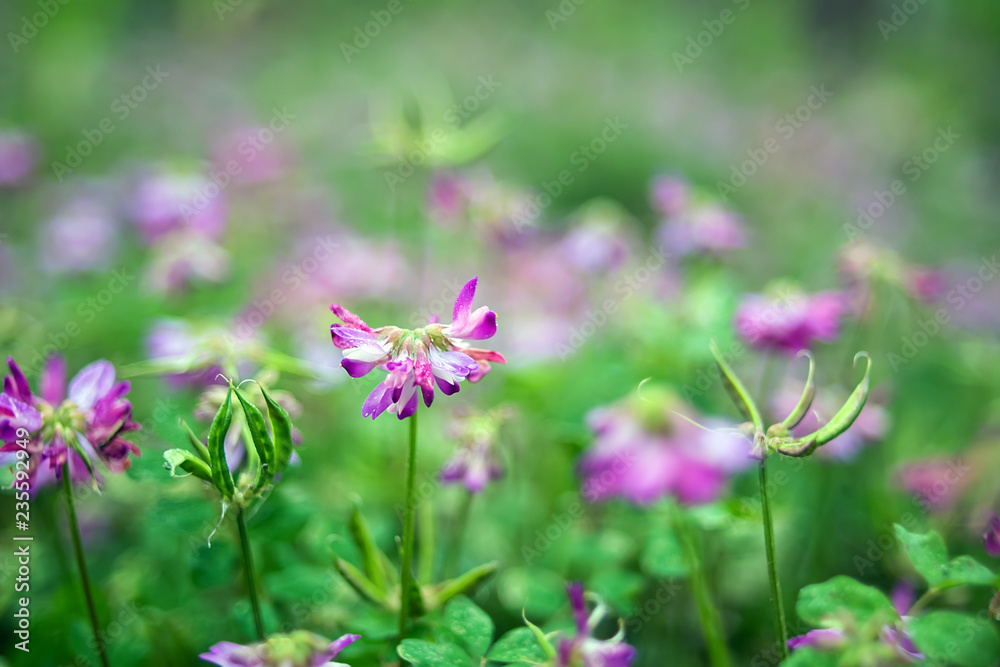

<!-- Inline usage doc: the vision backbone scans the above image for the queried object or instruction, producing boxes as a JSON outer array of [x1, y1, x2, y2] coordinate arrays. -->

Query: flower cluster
[[201, 632, 360, 667], [331, 277, 505, 420], [439, 405, 512, 493], [579, 386, 751, 505], [0, 356, 140, 493], [651, 175, 746, 257], [556, 583, 636, 667], [735, 282, 848, 354]]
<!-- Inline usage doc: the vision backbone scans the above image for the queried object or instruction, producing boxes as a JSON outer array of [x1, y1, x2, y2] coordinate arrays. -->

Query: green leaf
[[796, 576, 897, 627], [396, 639, 475, 667], [334, 557, 386, 607], [908, 611, 1000, 667], [641, 529, 689, 578], [431, 561, 498, 610], [895, 525, 997, 589], [208, 385, 235, 499], [487, 627, 549, 664], [780, 647, 839, 667], [349, 503, 388, 594], [438, 596, 494, 658], [895, 524, 948, 585], [163, 449, 213, 482], [178, 418, 211, 463], [258, 383, 293, 475], [234, 386, 275, 492]]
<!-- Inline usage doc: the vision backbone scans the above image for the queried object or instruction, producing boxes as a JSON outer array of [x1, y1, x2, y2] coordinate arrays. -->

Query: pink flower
[[0, 130, 37, 187], [894, 458, 971, 514], [40, 197, 118, 274], [0, 356, 140, 494], [651, 175, 745, 256], [200, 632, 360, 667], [330, 277, 505, 420], [131, 168, 227, 243], [579, 388, 751, 506], [439, 406, 512, 493], [735, 286, 848, 354]]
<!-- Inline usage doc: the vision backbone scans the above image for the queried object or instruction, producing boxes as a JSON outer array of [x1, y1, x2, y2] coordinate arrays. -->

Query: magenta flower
[[650, 175, 689, 217], [984, 514, 1000, 558], [0, 356, 140, 493], [557, 583, 636, 667], [130, 168, 227, 243], [579, 388, 751, 506], [201, 632, 360, 667], [734, 285, 848, 354], [40, 197, 118, 274], [330, 277, 505, 420], [657, 204, 746, 257], [0, 130, 37, 187]]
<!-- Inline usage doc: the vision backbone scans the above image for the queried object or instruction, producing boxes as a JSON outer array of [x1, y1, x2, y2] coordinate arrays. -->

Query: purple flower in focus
[[439, 406, 512, 493], [0, 130, 37, 187], [734, 284, 848, 354], [984, 514, 1000, 558], [331, 277, 505, 420], [556, 583, 636, 667], [579, 387, 751, 506], [894, 458, 972, 514], [772, 381, 889, 461], [0, 356, 140, 494], [40, 198, 118, 274], [201, 631, 360, 667]]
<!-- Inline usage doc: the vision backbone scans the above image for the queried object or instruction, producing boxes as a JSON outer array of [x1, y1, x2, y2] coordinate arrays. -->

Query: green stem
[[759, 454, 789, 659], [906, 588, 938, 617], [236, 506, 265, 640], [399, 412, 419, 643], [672, 504, 731, 667], [63, 463, 111, 667], [442, 491, 473, 578]]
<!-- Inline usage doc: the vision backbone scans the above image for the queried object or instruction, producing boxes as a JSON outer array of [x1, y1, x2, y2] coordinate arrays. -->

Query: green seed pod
[[163, 449, 214, 482], [234, 385, 276, 492], [334, 557, 387, 607], [776, 351, 815, 431], [709, 340, 763, 431], [208, 385, 236, 499], [799, 352, 872, 447], [349, 501, 388, 594], [258, 383, 293, 476]]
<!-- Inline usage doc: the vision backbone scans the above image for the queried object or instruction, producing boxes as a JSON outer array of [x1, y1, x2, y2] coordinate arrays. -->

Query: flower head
[[735, 283, 847, 354], [200, 631, 360, 667], [331, 277, 505, 420], [556, 583, 636, 667], [439, 406, 512, 493], [41, 197, 118, 274], [0, 130, 37, 187], [0, 356, 140, 494], [894, 458, 972, 514], [984, 514, 1000, 558], [651, 175, 745, 257], [579, 387, 751, 506]]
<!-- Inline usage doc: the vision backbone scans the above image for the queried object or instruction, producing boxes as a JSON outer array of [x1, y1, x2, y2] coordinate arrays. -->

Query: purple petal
[[787, 628, 845, 651], [68, 360, 116, 410], [324, 634, 361, 659], [435, 375, 460, 395], [451, 277, 478, 328], [448, 306, 497, 340], [430, 349, 478, 378], [891, 581, 915, 615], [341, 358, 376, 378], [567, 582, 589, 635], [5, 357, 32, 403], [583, 641, 637, 667], [985, 514, 1000, 558], [330, 325, 385, 355], [397, 390, 419, 419], [362, 383, 393, 420], [40, 355, 66, 405]]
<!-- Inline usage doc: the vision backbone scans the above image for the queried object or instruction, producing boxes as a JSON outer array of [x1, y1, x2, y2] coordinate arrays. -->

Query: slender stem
[[399, 412, 419, 642], [236, 506, 265, 640], [442, 491, 473, 578], [63, 464, 111, 667], [672, 504, 731, 667], [906, 588, 938, 617], [759, 454, 789, 658]]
